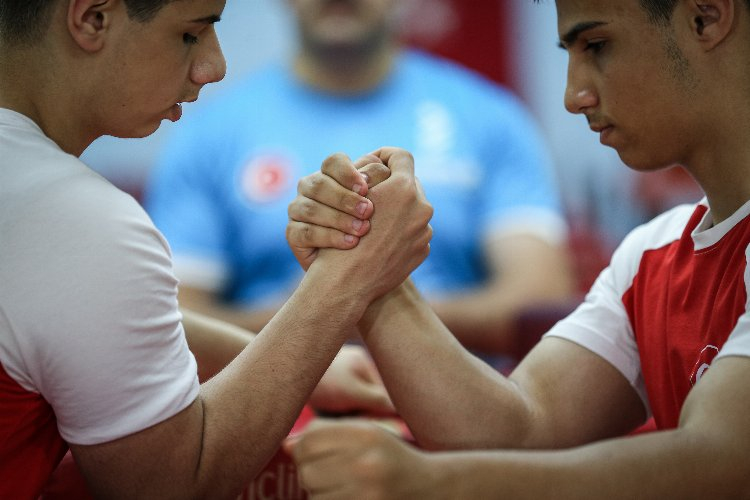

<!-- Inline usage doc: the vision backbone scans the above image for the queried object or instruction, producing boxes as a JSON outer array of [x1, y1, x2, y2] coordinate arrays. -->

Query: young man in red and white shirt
[[284, 0, 750, 497]]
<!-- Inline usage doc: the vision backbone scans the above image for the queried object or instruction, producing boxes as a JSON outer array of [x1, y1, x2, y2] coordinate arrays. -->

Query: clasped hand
[[286, 147, 433, 303]]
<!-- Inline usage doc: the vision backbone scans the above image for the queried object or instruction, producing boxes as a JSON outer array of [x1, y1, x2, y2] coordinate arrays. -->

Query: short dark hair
[[533, 0, 750, 26], [638, 0, 679, 25], [0, 0, 177, 46]]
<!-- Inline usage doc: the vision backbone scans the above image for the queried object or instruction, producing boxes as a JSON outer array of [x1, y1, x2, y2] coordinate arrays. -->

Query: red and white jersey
[[547, 199, 750, 429], [0, 108, 199, 498]]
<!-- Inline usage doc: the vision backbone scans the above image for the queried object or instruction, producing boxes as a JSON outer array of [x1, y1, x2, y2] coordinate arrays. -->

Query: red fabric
[[0, 362, 67, 500], [623, 205, 749, 429], [39, 452, 92, 500]]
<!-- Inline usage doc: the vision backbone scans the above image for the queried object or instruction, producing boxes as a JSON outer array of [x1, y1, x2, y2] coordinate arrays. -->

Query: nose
[[190, 28, 227, 85], [564, 62, 597, 115]]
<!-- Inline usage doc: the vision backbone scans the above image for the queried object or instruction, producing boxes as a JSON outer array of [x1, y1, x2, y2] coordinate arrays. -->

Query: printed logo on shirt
[[413, 100, 481, 190], [415, 100, 455, 156], [239, 154, 295, 204], [690, 344, 720, 386]]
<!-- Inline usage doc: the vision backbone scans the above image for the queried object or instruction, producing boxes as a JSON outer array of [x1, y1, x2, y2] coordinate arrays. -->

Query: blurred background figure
[[141, 0, 575, 362]]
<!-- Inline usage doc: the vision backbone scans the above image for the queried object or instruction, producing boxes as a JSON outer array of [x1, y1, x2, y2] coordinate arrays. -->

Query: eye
[[183, 33, 199, 45], [585, 40, 606, 53]]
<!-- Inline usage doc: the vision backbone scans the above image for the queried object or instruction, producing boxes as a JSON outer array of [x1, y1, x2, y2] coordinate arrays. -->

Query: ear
[[684, 0, 734, 49], [66, 0, 117, 53]]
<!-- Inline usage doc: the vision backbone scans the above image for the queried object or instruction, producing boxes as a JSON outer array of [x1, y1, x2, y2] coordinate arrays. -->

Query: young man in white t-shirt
[[0, 0, 432, 498], [285, 0, 750, 497]]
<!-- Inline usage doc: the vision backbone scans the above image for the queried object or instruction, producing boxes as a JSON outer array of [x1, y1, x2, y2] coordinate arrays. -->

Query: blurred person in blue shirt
[[144, 0, 574, 358]]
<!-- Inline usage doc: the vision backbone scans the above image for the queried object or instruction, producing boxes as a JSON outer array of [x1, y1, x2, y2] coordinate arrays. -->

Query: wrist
[[359, 278, 421, 340], [420, 453, 462, 500], [302, 257, 373, 324]]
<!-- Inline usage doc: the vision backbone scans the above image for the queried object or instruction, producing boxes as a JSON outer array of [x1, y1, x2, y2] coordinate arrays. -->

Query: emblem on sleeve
[[690, 344, 720, 386]]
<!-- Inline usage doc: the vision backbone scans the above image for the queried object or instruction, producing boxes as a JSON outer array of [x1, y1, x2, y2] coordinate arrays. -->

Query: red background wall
[[399, 0, 512, 87]]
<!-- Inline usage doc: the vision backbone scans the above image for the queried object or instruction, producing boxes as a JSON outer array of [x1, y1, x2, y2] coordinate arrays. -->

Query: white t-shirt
[[0, 108, 199, 445]]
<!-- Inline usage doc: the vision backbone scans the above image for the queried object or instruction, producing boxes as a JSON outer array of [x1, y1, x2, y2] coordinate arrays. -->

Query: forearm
[[436, 428, 749, 499], [190, 269, 369, 497], [360, 280, 534, 450], [75, 268, 370, 500], [179, 285, 279, 335], [181, 308, 255, 382]]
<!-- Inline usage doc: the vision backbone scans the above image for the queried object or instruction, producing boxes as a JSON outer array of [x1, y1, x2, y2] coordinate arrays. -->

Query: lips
[[167, 103, 183, 123], [591, 124, 613, 145]]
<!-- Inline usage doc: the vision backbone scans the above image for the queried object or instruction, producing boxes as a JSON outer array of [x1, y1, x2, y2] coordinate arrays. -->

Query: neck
[[293, 43, 398, 94], [674, 15, 750, 225], [679, 98, 750, 225], [0, 45, 98, 157], [685, 142, 750, 226]]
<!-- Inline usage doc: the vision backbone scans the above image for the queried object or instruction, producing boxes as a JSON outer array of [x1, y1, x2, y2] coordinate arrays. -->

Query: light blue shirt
[[145, 50, 564, 307]]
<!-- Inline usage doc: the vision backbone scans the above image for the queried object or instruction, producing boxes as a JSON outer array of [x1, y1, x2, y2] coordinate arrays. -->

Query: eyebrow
[[558, 21, 608, 49], [189, 14, 221, 24]]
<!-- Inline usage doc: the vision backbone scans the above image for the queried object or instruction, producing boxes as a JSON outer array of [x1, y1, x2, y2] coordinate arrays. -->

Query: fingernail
[[352, 219, 363, 231], [356, 201, 368, 216], [344, 234, 356, 244], [360, 172, 370, 184], [353, 183, 363, 194]]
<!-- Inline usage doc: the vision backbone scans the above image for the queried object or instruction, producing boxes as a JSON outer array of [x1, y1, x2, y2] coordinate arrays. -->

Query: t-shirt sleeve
[[716, 244, 750, 361], [544, 224, 650, 413], [16, 182, 199, 445]]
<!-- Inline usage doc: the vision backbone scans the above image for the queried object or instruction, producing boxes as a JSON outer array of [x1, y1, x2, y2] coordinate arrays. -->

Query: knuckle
[[424, 202, 434, 221], [371, 163, 391, 183], [321, 152, 349, 174], [307, 174, 326, 196], [297, 174, 313, 195], [302, 224, 315, 243], [287, 197, 301, 219], [337, 191, 356, 214], [423, 224, 433, 243], [286, 222, 302, 243], [299, 199, 316, 220], [288, 198, 315, 221], [401, 149, 415, 164], [388, 174, 413, 194]]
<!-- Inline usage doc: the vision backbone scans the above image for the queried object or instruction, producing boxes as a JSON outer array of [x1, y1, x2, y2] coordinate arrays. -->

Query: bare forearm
[[435, 429, 749, 499], [360, 281, 534, 450], [181, 308, 255, 382], [189, 270, 368, 497], [179, 285, 279, 335], [74, 269, 371, 500]]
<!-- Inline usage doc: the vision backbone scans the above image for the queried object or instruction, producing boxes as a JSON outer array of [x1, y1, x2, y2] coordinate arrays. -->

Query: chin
[[109, 121, 162, 140], [616, 150, 676, 173]]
